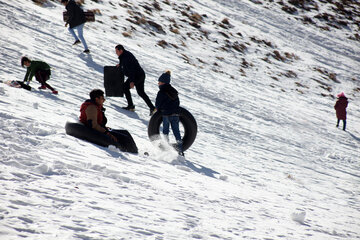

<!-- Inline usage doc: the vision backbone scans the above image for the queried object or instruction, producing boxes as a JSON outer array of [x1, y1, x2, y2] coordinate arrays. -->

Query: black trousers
[[35, 70, 55, 91], [337, 119, 346, 130], [124, 73, 154, 109]]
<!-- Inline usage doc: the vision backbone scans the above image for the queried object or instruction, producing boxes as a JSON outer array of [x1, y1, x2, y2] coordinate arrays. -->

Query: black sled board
[[1, 80, 32, 91], [104, 66, 124, 97], [63, 11, 95, 22]]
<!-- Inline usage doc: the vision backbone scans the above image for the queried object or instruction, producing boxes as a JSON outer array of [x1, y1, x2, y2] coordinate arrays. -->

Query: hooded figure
[[334, 92, 348, 131], [155, 72, 180, 115], [155, 71, 183, 156]]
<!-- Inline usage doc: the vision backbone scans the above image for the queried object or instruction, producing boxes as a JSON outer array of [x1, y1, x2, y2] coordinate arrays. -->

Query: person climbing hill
[[21, 57, 58, 94], [334, 92, 348, 131], [61, 0, 90, 53]]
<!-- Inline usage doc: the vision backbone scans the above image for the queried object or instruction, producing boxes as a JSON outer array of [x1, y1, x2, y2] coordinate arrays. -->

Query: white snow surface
[[0, 0, 359, 239]]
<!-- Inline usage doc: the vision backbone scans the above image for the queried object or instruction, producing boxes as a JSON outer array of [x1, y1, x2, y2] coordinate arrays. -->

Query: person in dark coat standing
[[61, 0, 89, 53], [334, 92, 348, 131], [155, 71, 183, 156], [21, 57, 58, 94], [115, 44, 155, 115]]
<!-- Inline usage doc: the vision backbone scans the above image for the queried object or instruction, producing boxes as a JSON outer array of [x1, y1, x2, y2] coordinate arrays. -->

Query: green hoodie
[[24, 61, 51, 82]]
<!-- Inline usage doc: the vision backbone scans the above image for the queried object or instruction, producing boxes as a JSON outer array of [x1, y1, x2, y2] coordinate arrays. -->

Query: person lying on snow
[[21, 57, 58, 94], [155, 71, 184, 156], [79, 89, 118, 142]]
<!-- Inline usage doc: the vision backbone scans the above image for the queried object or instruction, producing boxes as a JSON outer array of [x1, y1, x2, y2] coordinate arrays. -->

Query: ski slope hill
[[0, 0, 359, 239]]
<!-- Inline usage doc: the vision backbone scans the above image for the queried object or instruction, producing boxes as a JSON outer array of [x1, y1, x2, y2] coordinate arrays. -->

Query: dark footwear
[[52, 90, 58, 94], [38, 85, 46, 89], [122, 105, 135, 111], [73, 40, 81, 45], [149, 108, 156, 116], [83, 49, 90, 53]]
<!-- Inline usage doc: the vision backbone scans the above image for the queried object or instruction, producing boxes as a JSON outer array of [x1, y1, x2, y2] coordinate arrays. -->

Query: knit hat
[[337, 92, 345, 98], [158, 71, 171, 84]]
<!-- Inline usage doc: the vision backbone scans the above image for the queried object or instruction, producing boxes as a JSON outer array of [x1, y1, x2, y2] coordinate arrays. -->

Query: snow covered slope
[[0, 0, 359, 239]]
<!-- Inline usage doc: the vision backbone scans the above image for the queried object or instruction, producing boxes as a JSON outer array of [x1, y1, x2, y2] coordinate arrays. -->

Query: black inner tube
[[148, 107, 197, 151], [65, 122, 138, 153]]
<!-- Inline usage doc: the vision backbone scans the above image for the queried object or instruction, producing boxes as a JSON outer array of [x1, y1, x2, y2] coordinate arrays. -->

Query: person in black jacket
[[61, 0, 89, 53], [155, 71, 183, 156], [115, 44, 155, 115]]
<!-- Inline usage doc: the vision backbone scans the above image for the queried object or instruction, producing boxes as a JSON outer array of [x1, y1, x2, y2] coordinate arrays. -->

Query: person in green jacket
[[21, 57, 58, 94]]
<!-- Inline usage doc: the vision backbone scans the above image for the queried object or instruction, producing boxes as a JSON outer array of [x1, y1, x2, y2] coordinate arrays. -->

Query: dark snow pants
[[123, 73, 154, 110], [337, 119, 346, 131], [35, 70, 55, 91]]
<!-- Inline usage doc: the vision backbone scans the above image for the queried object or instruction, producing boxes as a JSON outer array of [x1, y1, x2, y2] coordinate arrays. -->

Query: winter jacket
[[79, 100, 107, 132], [24, 61, 51, 82], [334, 97, 348, 120], [155, 84, 180, 116], [66, 0, 86, 29], [118, 50, 145, 85]]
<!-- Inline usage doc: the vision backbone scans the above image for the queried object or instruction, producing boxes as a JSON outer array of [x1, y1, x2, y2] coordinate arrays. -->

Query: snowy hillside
[[0, 0, 359, 239]]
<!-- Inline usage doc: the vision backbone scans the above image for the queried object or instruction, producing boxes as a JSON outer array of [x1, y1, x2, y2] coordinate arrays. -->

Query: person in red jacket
[[79, 89, 117, 141], [334, 92, 348, 131], [79, 89, 138, 153]]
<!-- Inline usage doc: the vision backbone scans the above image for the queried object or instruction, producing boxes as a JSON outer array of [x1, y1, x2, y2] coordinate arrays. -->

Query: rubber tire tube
[[148, 107, 197, 151], [65, 122, 138, 153]]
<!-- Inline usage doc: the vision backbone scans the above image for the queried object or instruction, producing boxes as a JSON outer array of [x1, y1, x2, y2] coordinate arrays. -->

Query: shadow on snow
[[176, 159, 220, 178]]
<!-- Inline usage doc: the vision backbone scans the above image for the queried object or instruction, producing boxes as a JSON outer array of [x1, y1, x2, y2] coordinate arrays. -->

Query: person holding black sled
[[155, 71, 184, 156], [61, 0, 90, 53], [21, 57, 58, 94], [79, 89, 138, 153], [334, 92, 348, 131], [115, 44, 155, 116]]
